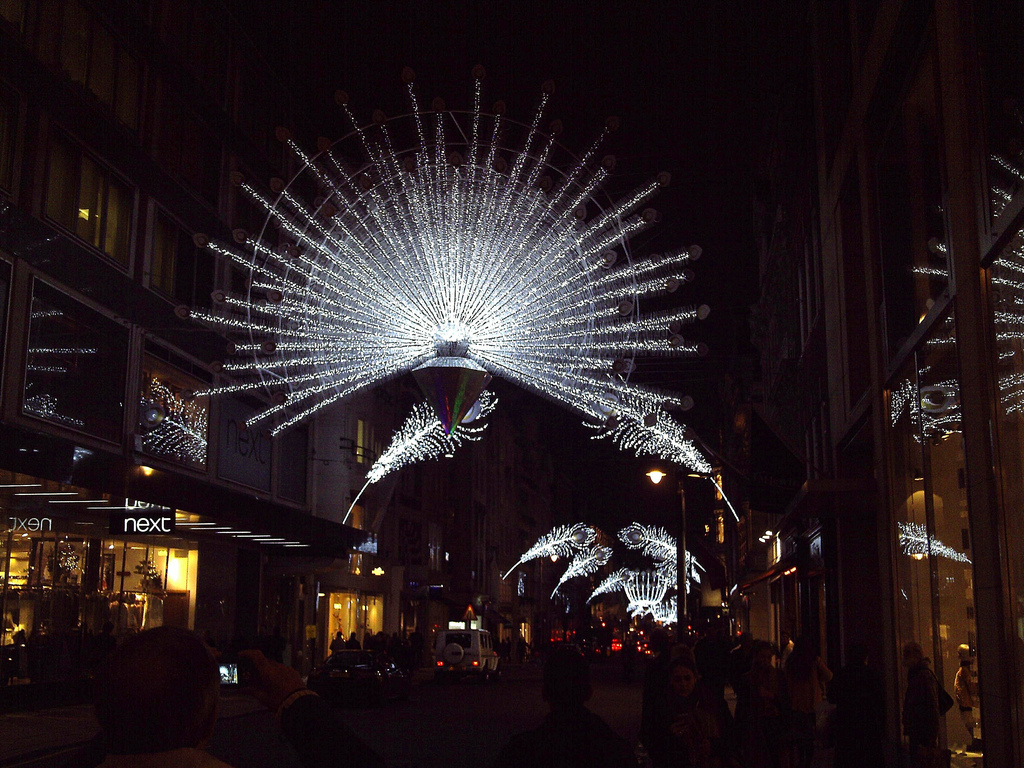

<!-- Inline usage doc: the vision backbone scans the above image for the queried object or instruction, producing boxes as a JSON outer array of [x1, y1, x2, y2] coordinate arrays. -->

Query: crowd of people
[[61, 623, 962, 768]]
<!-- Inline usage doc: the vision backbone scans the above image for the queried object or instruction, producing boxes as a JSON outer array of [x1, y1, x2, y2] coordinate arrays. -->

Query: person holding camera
[[67, 626, 385, 767]]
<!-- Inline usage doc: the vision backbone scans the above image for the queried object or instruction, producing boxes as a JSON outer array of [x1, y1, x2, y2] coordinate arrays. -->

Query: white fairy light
[[139, 378, 209, 466], [503, 523, 597, 580], [185, 71, 708, 454], [342, 392, 497, 523], [898, 522, 971, 563]]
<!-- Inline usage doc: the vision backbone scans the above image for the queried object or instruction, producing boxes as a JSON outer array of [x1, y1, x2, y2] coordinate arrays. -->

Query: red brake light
[[436, 660, 444, 667], [472, 660, 479, 666]]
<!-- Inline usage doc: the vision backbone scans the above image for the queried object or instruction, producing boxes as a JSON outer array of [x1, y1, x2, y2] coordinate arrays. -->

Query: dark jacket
[[829, 661, 885, 768], [491, 705, 637, 768], [902, 659, 939, 748]]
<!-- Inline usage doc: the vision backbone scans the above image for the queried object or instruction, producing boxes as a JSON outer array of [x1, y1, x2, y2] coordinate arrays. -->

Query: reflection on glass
[[139, 358, 208, 469], [888, 309, 980, 753], [23, 280, 127, 441], [988, 226, 1024, 756]]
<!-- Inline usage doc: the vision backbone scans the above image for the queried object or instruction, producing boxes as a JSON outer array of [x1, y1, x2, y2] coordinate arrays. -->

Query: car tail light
[[472, 660, 479, 666], [436, 660, 444, 667]]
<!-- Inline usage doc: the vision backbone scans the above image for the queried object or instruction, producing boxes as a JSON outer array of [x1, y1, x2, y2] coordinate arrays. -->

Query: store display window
[[325, 590, 383, 655], [0, 499, 197, 685], [986, 229, 1024, 751], [886, 307, 981, 753]]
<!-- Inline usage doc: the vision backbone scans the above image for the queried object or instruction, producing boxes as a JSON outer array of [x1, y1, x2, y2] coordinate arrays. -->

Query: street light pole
[[647, 466, 687, 635]]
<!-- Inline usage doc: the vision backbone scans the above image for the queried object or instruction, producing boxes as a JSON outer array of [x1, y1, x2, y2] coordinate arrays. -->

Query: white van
[[434, 627, 501, 682]]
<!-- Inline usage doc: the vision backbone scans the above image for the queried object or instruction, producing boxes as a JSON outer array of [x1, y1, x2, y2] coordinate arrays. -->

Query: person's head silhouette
[[542, 646, 592, 708], [94, 626, 220, 755]]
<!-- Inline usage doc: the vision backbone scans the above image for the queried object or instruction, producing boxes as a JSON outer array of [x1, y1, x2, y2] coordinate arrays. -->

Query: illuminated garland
[[506, 521, 702, 617], [898, 522, 971, 563], [140, 378, 209, 466], [343, 392, 496, 523], [183, 70, 710, 471]]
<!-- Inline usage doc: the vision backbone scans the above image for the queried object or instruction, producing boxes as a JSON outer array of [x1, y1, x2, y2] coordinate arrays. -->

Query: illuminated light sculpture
[[898, 522, 971, 564], [551, 544, 614, 599], [589, 568, 672, 620], [182, 68, 710, 472], [506, 521, 702, 617], [502, 523, 597, 580], [138, 378, 209, 466], [343, 391, 497, 523]]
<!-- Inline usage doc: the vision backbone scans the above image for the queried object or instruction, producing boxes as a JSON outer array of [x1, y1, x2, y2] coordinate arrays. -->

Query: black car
[[307, 650, 411, 706]]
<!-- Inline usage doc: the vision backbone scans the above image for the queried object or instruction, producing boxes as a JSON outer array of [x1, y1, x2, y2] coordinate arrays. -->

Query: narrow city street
[[0, 660, 644, 768]]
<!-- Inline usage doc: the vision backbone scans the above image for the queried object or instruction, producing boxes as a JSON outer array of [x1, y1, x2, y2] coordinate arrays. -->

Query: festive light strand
[[181, 71, 709, 468]]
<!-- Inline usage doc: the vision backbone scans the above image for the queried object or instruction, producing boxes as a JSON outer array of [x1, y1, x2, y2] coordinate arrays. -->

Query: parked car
[[307, 649, 411, 706], [434, 628, 501, 682]]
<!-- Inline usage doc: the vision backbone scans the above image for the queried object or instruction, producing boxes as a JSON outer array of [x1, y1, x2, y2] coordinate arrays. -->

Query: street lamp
[[648, 466, 687, 632]]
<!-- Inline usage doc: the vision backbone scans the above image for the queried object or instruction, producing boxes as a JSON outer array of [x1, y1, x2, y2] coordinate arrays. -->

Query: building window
[[876, 45, 948, 361], [886, 307, 979, 752], [45, 129, 133, 268], [139, 355, 209, 470], [58, 0, 140, 130], [149, 209, 213, 308], [0, 84, 16, 194], [986, 229, 1024, 748], [153, 85, 221, 206], [24, 279, 128, 442]]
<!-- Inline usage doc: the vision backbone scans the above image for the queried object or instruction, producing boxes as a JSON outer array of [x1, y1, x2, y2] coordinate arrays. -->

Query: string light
[[898, 522, 971, 563], [343, 392, 496, 523], [183, 70, 709, 471]]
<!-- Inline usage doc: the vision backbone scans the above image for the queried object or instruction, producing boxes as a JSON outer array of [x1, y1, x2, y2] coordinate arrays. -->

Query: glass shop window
[[139, 356, 209, 470], [887, 307, 981, 753], [978, 0, 1024, 223], [45, 130, 133, 268], [876, 44, 949, 361], [986, 229, 1024, 750], [57, 1, 140, 130], [23, 280, 128, 442], [150, 208, 213, 309], [0, 84, 16, 194]]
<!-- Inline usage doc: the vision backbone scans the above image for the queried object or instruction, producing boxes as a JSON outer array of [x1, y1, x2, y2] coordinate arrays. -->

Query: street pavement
[[0, 659, 985, 768]]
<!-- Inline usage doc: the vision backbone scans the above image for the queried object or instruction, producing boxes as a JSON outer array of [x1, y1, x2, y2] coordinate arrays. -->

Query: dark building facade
[[0, 0, 562, 702], [750, 1, 1024, 764]]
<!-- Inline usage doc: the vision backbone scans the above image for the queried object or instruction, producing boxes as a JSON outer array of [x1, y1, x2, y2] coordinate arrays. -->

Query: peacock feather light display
[[506, 521, 701, 621], [180, 67, 711, 474]]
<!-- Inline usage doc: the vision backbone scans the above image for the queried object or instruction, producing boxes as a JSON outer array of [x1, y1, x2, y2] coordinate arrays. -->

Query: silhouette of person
[[70, 626, 384, 767], [345, 631, 361, 649], [902, 641, 940, 767], [646, 653, 735, 767], [829, 643, 884, 768], [785, 635, 831, 768], [330, 631, 347, 654], [490, 646, 636, 768]]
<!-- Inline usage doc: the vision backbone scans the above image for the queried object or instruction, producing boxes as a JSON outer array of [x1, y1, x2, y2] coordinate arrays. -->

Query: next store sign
[[109, 511, 176, 535]]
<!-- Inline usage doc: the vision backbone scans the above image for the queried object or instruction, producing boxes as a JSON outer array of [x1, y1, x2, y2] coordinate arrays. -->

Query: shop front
[[0, 474, 201, 692]]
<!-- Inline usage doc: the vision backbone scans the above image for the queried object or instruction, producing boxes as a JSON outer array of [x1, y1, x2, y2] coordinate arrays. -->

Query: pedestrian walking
[[784, 635, 832, 768], [490, 646, 637, 768], [330, 631, 346, 654], [736, 640, 791, 768], [902, 641, 942, 768], [829, 643, 885, 768], [645, 653, 735, 767]]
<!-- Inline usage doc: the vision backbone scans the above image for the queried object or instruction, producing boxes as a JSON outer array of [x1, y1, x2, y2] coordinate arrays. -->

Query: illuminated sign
[[109, 511, 176, 535], [8, 517, 53, 532]]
